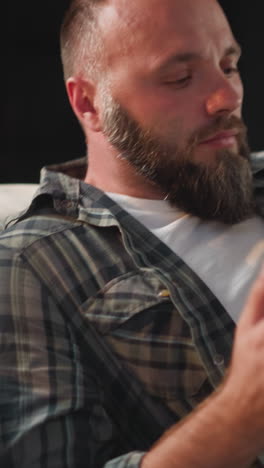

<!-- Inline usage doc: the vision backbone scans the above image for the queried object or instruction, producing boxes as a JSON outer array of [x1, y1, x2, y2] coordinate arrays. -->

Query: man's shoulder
[[0, 213, 79, 256]]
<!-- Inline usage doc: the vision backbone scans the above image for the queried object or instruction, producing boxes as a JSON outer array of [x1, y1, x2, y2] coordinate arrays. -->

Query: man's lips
[[198, 130, 239, 148]]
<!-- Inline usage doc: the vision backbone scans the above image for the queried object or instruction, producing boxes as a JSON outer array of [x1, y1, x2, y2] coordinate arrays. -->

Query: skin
[[67, 0, 243, 198], [66, 0, 264, 465]]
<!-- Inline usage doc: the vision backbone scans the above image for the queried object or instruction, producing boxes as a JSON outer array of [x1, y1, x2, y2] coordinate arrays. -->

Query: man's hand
[[223, 265, 264, 449]]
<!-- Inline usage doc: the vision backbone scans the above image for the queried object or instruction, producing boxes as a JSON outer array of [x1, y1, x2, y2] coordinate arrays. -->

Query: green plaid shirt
[[0, 153, 264, 467]]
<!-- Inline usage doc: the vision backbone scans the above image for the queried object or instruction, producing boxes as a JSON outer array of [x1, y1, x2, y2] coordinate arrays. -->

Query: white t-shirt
[[107, 192, 264, 324]]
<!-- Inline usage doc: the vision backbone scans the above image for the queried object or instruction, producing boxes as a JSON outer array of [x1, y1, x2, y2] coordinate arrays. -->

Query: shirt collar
[[34, 152, 264, 223], [34, 157, 121, 228]]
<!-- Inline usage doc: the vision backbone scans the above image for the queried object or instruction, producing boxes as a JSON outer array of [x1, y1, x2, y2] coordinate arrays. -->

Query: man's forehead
[[97, 0, 234, 66], [98, 0, 228, 32]]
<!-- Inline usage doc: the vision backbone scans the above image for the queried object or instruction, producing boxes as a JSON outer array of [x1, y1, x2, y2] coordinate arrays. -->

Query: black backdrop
[[4, 1, 264, 183]]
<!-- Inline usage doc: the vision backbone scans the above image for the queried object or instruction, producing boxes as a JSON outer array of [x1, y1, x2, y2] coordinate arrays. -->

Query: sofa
[[0, 184, 39, 231]]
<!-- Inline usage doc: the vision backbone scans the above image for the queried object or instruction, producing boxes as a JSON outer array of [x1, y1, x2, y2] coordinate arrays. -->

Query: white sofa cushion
[[0, 184, 39, 230]]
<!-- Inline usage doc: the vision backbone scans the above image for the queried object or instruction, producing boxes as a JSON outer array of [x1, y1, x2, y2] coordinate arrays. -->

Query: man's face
[[95, 0, 254, 223]]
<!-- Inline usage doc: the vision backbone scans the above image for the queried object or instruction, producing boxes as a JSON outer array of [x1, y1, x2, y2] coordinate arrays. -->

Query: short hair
[[60, 0, 107, 81]]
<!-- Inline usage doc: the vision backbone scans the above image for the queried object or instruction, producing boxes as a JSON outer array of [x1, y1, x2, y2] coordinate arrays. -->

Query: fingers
[[239, 265, 264, 329]]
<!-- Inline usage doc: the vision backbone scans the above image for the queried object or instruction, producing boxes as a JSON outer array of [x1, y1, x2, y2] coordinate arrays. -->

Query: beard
[[100, 90, 255, 224]]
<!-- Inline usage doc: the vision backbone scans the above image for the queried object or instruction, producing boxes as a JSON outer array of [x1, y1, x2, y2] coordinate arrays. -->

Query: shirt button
[[213, 354, 225, 368], [158, 289, 170, 298]]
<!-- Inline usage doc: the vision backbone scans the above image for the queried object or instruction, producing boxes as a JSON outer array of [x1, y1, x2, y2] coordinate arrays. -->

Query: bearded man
[[1, 0, 264, 466]]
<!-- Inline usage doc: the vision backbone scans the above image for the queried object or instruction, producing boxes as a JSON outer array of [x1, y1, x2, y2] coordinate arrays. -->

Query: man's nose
[[205, 78, 243, 117]]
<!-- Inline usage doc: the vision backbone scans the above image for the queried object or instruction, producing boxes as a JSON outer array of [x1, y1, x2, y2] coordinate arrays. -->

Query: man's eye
[[164, 75, 192, 87], [224, 66, 239, 76]]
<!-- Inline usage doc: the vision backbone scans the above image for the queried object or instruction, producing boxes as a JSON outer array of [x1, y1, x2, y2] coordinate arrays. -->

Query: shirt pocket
[[81, 269, 170, 334], [81, 269, 210, 412]]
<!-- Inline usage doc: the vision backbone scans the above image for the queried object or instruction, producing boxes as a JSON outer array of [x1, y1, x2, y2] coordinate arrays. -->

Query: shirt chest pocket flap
[[80, 270, 209, 405]]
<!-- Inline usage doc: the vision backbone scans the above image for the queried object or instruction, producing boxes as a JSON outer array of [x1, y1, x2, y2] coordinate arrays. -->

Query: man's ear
[[66, 77, 102, 132]]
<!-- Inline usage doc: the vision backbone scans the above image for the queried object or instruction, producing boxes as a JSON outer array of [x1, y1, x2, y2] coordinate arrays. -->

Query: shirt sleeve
[[0, 243, 146, 468]]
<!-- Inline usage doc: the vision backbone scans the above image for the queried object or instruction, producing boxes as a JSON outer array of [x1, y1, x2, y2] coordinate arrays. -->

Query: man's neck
[[84, 136, 165, 199]]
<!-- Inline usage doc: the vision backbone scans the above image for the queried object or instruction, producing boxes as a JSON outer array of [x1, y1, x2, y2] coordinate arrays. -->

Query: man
[[1, 0, 264, 466]]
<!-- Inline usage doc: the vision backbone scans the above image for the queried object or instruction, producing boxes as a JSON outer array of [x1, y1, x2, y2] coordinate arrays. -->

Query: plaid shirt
[[0, 153, 264, 467]]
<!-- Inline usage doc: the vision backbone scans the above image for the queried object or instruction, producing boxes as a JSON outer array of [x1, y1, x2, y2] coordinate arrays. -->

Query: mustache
[[190, 115, 248, 146]]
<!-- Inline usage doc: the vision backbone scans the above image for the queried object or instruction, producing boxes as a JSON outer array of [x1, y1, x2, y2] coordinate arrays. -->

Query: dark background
[[4, 1, 264, 183]]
